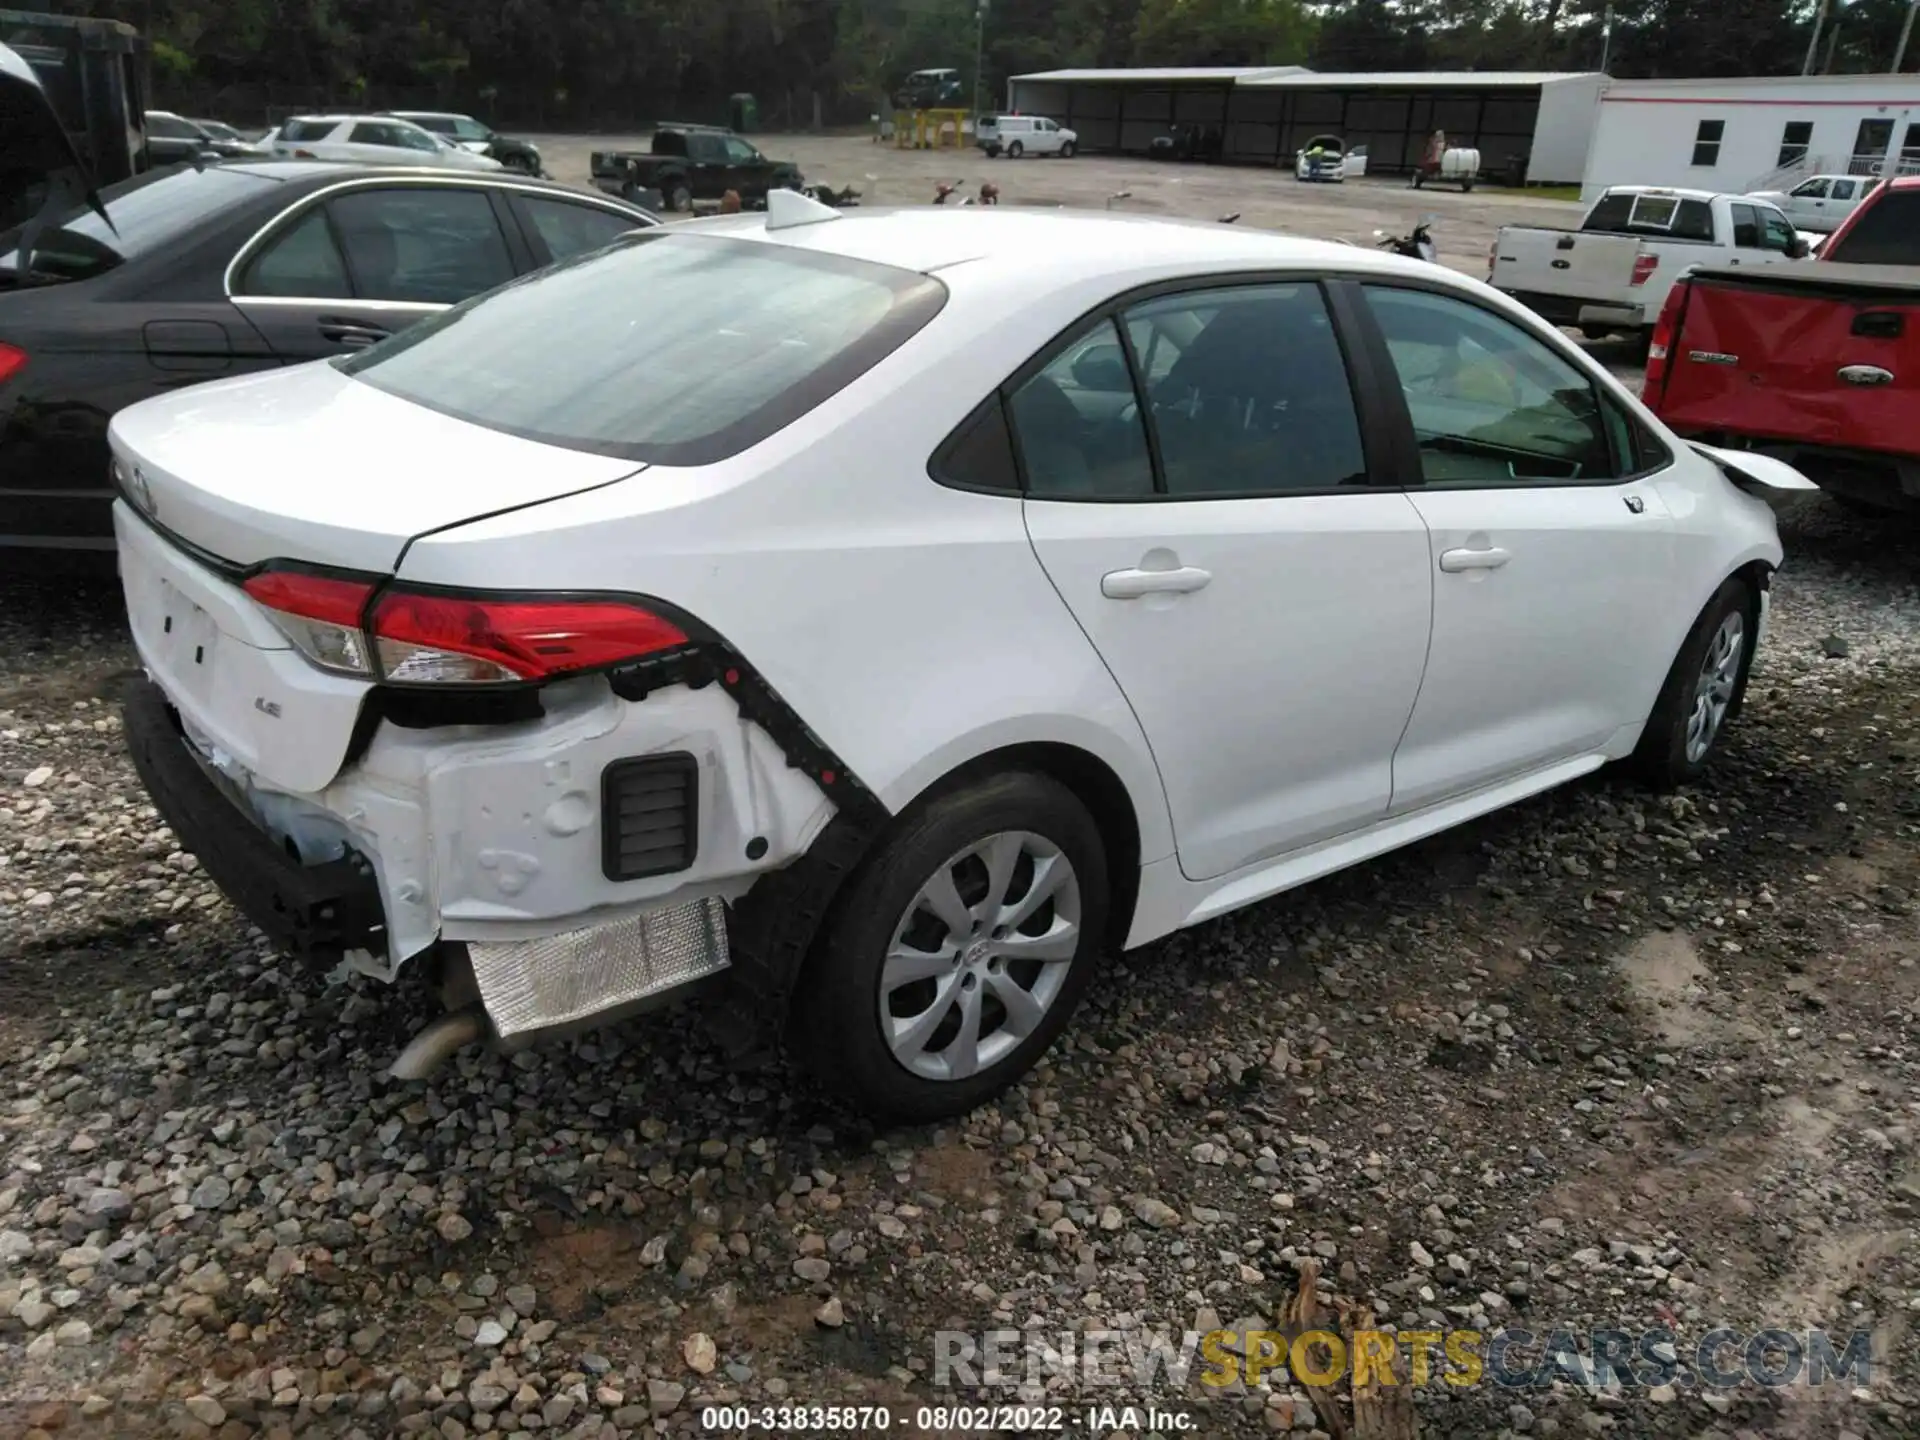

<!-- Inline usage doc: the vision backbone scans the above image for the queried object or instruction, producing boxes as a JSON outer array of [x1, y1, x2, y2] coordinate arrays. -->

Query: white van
[[979, 115, 1078, 159]]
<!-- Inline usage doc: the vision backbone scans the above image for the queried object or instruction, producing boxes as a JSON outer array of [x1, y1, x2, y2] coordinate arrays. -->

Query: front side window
[[392, 126, 442, 154], [1123, 283, 1367, 497], [1758, 209, 1796, 253], [1362, 285, 1615, 487], [327, 187, 514, 303], [723, 138, 760, 164], [409, 115, 457, 136], [336, 232, 947, 466], [1692, 119, 1725, 167], [452, 117, 494, 143], [1791, 177, 1830, 199], [348, 122, 397, 147]]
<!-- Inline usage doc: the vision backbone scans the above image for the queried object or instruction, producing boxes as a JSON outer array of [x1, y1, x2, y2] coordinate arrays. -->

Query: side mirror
[[1787, 235, 1811, 259], [1071, 342, 1132, 393]]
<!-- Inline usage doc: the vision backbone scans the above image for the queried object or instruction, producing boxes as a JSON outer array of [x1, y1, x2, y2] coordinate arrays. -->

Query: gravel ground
[[3, 498, 1916, 1439], [2, 142, 1917, 1437]]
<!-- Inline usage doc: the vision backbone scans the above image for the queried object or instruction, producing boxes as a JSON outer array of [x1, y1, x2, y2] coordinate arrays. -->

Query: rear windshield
[[1584, 193, 1715, 242], [279, 119, 337, 143], [335, 231, 948, 466], [1824, 190, 1920, 266], [0, 164, 270, 281]]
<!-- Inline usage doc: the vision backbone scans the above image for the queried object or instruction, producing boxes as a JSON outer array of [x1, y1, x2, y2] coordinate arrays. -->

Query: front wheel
[[667, 182, 693, 212], [1630, 576, 1755, 787], [1059, 140, 1076, 158], [789, 771, 1108, 1123]]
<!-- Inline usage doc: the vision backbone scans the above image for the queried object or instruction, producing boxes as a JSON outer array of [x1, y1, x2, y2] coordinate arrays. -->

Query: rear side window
[[518, 196, 645, 263], [328, 187, 514, 303], [1825, 190, 1920, 265], [335, 232, 948, 466], [279, 119, 336, 143], [242, 208, 351, 298]]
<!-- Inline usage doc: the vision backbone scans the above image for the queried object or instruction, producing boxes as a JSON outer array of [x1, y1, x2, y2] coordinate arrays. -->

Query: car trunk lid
[[107, 359, 645, 573], [1651, 262, 1920, 457]]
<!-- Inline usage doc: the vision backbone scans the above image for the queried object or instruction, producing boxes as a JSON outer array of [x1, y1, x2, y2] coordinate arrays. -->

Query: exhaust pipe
[[389, 1006, 486, 1081]]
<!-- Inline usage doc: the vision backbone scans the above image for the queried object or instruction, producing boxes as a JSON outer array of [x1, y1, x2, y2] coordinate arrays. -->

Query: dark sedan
[[0, 160, 660, 550]]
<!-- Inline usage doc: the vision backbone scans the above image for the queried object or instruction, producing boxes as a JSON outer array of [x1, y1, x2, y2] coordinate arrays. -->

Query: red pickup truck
[[1643, 175, 1920, 513]]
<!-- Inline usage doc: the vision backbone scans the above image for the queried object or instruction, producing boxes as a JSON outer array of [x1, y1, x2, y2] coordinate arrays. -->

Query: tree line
[[28, 0, 1920, 130]]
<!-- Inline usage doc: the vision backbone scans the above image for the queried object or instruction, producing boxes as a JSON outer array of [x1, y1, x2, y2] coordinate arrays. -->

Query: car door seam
[[1386, 490, 1439, 816], [1017, 500, 1181, 868]]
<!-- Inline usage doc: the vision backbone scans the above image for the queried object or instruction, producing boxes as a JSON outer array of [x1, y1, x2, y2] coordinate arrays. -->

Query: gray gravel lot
[[3, 138, 1919, 1440]]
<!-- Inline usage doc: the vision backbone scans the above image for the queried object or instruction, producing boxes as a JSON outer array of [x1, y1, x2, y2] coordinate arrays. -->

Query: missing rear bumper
[[465, 897, 731, 1047]]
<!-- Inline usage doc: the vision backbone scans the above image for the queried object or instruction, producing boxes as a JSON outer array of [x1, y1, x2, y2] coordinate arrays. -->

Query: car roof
[[678, 206, 1451, 288], [388, 110, 469, 120], [177, 159, 627, 201]]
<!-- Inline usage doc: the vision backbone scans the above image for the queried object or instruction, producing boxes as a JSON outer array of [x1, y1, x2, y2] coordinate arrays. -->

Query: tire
[[1411, 169, 1426, 189], [1629, 576, 1755, 788], [789, 771, 1109, 1124], [1060, 141, 1076, 158], [985, 144, 1001, 158], [502, 154, 535, 174], [667, 182, 692, 213], [1461, 177, 1475, 193], [1007, 140, 1024, 158]]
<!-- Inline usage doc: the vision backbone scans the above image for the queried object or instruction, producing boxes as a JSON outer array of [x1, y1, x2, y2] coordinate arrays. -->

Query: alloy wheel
[[1685, 611, 1745, 763], [879, 830, 1081, 1082]]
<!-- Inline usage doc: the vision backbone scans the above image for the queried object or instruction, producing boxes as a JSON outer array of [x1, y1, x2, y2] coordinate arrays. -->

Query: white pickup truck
[[1489, 186, 1812, 343]]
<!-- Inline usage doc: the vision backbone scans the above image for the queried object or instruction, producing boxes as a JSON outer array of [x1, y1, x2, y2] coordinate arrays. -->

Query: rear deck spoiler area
[[1689, 443, 1821, 495]]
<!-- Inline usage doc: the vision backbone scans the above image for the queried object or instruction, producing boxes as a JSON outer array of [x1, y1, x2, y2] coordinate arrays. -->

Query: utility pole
[[1599, 2, 1613, 73], [1804, 0, 1831, 75], [972, 0, 988, 120], [1895, 0, 1919, 72]]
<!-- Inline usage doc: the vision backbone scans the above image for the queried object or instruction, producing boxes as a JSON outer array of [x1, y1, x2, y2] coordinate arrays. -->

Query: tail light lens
[[292, 148, 317, 159], [370, 592, 688, 685], [0, 342, 28, 384], [1644, 281, 1689, 402], [243, 570, 689, 685], [243, 572, 376, 676], [1630, 253, 1660, 287]]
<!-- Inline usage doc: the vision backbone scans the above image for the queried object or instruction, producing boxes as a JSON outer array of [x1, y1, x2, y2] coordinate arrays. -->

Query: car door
[[1825, 177, 1858, 228], [228, 182, 521, 363], [1787, 177, 1830, 229], [1727, 203, 1763, 266], [506, 192, 655, 266], [1018, 280, 1435, 882], [1754, 204, 1801, 263], [1350, 282, 1679, 814], [720, 136, 764, 195]]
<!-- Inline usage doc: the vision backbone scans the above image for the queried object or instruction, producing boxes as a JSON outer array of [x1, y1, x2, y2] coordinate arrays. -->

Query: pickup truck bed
[[1647, 261, 1920, 511]]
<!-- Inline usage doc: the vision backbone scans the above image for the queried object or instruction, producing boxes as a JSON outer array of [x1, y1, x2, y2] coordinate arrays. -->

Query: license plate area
[[155, 578, 222, 701]]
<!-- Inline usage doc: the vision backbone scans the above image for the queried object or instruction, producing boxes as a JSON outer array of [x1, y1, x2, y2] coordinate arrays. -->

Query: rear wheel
[[668, 182, 693, 212], [501, 153, 535, 174], [1630, 576, 1755, 788], [1007, 140, 1024, 158], [790, 771, 1108, 1123]]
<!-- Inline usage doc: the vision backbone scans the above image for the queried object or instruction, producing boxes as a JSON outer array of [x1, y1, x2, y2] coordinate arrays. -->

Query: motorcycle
[[803, 183, 862, 207], [932, 180, 1001, 207], [1373, 217, 1438, 263]]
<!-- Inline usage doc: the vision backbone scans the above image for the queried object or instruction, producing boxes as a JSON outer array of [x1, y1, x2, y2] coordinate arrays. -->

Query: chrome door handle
[[1101, 565, 1213, 599], [1439, 547, 1512, 573]]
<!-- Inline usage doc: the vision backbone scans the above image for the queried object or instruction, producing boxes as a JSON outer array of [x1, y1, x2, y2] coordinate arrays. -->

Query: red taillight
[[244, 571, 373, 626], [0, 342, 28, 383], [243, 571, 377, 676], [370, 592, 689, 685], [1630, 253, 1660, 287], [243, 567, 690, 686], [1643, 281, 1689, 403], [292, 148, 317, 159]]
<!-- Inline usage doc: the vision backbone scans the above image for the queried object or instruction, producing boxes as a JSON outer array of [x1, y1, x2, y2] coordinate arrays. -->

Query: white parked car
[[110, 195, 1812, 1123], [1743, 173, 1877, 234], [271, 113, 503, 172], [980, 114, 1077, 158]]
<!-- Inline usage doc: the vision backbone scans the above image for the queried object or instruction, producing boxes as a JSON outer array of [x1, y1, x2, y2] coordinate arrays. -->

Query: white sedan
[[270, 113, 503, 172], [107, 194, 1811, 1123]]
